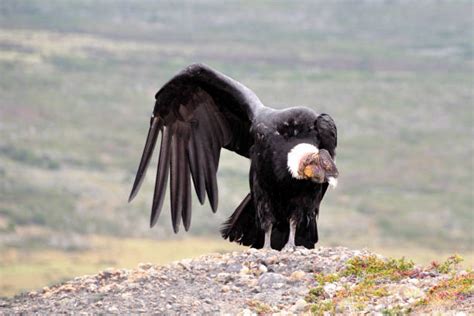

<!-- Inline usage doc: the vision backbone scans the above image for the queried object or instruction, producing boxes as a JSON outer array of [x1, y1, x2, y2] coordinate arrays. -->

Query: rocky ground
[[0, 247, 472, 315]]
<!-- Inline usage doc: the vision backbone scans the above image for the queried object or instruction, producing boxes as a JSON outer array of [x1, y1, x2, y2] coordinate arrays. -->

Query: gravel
[[0, 247, 471, 314]]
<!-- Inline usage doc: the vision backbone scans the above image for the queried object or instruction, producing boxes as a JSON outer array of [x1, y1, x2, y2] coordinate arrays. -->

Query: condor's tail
[[220, 193, 264, 248], [221, 193, 318, 250]]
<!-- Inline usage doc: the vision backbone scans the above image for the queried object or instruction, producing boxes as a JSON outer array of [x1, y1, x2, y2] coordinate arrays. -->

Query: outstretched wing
[[129, 63, 264, 233]]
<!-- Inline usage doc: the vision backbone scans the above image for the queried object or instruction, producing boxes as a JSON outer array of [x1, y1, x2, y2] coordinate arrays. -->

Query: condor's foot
[[281, 240, 296, 252]]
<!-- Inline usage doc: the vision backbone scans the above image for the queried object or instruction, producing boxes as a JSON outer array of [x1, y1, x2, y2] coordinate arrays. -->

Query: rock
[[240, 308, 254, 316], [374, 303, 386, 311], [408, 278, 419, 285], [138, 263, 153, 270], [289, 299, 307, 312], [323, 283, 338, 297], [289, 270, 306, 281], [226, 263, 243, 273], [258, 272, 287, 288], [266, 256, 278, 264], [388, 284, 425, 300], [258, 264, 268, 274], [240, 266, 250, 275], [108, 306, 119, 312], [216, 272, 232, 283]]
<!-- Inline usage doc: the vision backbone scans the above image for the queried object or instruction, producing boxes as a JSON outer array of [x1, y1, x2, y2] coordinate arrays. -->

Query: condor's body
[[129, 64, 338, 250]]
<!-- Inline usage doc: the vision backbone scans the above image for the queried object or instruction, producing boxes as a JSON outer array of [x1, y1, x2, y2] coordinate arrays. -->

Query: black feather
[[204, 147, 218, 213], [180, 129, 192, 231], [170, 130, 184, 233], [220, 193, 260, 246], [188, 132, 206, 204], [150, 126, 171, 228], [129, 117, 162, 202]]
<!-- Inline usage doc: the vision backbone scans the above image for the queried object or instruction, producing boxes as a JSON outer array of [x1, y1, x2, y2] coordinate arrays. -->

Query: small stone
[[216, 272, 232, 283], [99, 268, 122, 281], [266, 256, 278, 264], [226, 263, 243, 273], [138, 262, 153, 270], [408, 278, 419, 285], [323, 283, 337, 297], [374, 304, 385, 311], [246, 279, 258, 287], [241, 308, 253, 316], [221, 285, 230, 292], [258, 264, 268, 274], [240, 266, 250, 275], [289, 298, 308, 312], [258, 272, 286, 288], [389, 284, 425, 300], [289, 270, 306, 281], [108, 306, 118, 312], [299, 248, 311, 255]]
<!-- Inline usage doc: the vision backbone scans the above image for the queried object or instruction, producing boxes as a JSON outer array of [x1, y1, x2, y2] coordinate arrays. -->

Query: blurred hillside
[[0, 0, 472, 263]]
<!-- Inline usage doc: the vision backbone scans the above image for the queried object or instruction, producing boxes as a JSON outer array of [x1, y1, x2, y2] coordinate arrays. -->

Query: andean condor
[[129, 63, 339, 250]]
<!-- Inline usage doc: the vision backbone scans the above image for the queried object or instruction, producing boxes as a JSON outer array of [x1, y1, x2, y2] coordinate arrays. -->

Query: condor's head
[[287, 145, 339, 187], [277, 110, 338, 188]]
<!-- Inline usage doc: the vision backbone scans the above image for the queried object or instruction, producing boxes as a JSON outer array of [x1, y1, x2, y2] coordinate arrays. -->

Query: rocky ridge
[[0, 247, 472, 314]]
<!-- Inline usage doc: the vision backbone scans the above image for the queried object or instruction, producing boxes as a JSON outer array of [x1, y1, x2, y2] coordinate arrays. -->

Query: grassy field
[[0, 0, 472, 297]]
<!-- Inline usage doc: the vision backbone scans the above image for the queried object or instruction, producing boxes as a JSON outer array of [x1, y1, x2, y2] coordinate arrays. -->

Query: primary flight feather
[[129, 63, 338, 250]]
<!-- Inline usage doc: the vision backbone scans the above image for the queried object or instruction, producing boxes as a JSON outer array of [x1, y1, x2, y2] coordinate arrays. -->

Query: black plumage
[[129, 63, 338, 250]]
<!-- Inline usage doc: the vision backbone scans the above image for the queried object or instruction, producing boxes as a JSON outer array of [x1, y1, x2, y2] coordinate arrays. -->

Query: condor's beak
[[303, 165, 314, 178], [303, 165, 325, 182]]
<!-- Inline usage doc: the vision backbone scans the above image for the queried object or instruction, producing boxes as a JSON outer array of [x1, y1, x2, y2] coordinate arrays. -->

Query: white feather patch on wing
[[328, 176, 338, 188], [287, 143, 319, 179]]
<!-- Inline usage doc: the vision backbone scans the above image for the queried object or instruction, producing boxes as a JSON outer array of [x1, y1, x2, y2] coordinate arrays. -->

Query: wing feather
[[181, 149, 192, 231], [187, 133, 206, 204], [128, 117, 162, 202], [169, 129, 184, 233], [150, 126, 171, 227], [204, 146, 219, 213]]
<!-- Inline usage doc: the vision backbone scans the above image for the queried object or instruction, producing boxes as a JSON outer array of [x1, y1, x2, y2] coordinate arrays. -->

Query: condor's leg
[[251, 168, 275, 249], [282, 220, 297, 251], [263, 224, 273, 249]]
